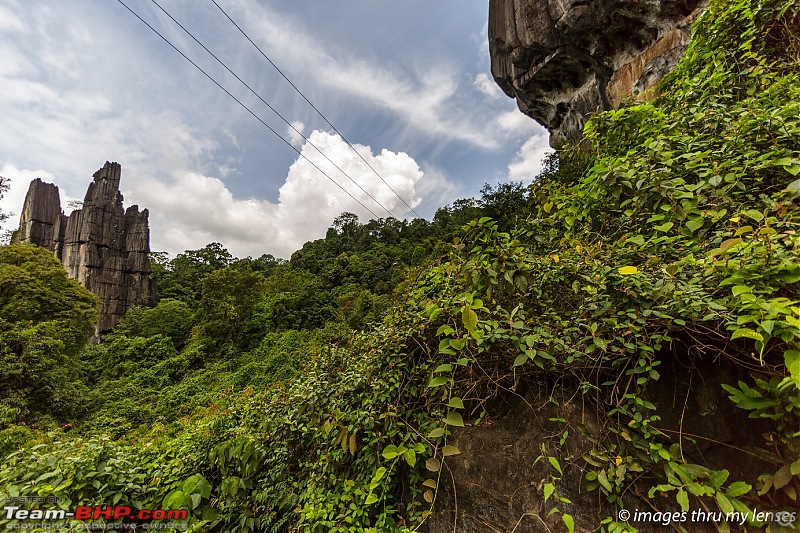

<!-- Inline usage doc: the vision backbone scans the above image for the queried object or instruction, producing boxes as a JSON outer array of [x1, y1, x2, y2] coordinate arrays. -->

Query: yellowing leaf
[[550, 253, 560, 264], [348, 434, 357, 456], [442, 445, 461, 457], [615, 455, 623, 466], [423, 489, 434, 503], [425, 457, 441, 472], [718, 237, 743, 254], [618, 266, 638, 275], [462, 306, 478, 332], [423, 479, 437, 489]]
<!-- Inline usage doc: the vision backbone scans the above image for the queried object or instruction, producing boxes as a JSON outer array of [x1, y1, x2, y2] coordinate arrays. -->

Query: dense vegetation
[[0, 0, 798, 531]]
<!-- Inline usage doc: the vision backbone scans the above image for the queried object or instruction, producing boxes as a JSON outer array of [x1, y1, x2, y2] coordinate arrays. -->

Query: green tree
[[150, 243, 233, 305], [0, 243, 98, 420], [198, 265, 267, 349], [112, 299, 195, 349]]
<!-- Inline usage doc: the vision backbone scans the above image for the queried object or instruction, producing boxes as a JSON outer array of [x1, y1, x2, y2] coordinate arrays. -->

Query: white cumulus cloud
[[132, 131, 426, 258], [287, 121, 305, 148], [508, 133, 553, 181]]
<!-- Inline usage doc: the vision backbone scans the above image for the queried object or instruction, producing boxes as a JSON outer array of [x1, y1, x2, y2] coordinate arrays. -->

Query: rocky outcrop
[[18, 162, 156, 333], [489, 0, 707, 146]]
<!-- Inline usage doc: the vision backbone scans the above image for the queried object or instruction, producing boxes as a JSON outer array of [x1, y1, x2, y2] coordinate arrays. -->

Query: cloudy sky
[[0, 0, 550, 258]]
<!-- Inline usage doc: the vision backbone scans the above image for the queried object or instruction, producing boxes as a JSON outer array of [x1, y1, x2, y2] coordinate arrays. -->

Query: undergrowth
[[1, 0, 798, 531]]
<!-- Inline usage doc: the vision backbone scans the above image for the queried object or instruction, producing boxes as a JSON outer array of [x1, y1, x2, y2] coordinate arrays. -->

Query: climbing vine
[[0, 0, 798, 531]]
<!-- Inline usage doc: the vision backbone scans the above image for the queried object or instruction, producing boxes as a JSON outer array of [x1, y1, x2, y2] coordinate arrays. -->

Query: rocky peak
[[489, 0, 707, 146], [17, 162, 156, 334]]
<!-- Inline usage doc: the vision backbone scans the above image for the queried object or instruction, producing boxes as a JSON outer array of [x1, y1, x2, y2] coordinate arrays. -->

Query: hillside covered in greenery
[[1, 0, 799, 531]]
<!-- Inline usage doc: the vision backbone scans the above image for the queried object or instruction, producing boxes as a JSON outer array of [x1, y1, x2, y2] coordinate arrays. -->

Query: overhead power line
[[115, 0, 381, 220], [149, 0, 397, 220], [210, 0, 423, 219]]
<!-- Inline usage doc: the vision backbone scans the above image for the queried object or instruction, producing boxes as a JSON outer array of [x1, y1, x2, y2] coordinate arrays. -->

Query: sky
[[0, 0, 551, 259]]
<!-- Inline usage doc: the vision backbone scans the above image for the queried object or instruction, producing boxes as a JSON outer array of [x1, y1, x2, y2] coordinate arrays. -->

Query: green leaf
[[548, 457, 563, 475], [716, 492, 734, 514], [404, 449, 416, 467], [427, 427, 445, 438], [372, 466, 386, 483], [785, 350, 800, 381], [709, 470, 730, 490], [731, 328, 763, 342], [447, 397, 465, 409], [726, 481, 751, 498], [743, 209, 764, 222], [544, 482, 555, 502], [676, 488, 689, 512], [513, 353, 529, 367], [785, 178, 800, 194], [443, 411, 465, 427], [774, 464, 792, 489], [427, 376, 448, 388], [562, 514, 575, 533], [434, 364, 453, 373], [731, 285, 752, 296], [686, 218, 705, 232], [462, 306, 478, 332], [654, 222, 674, 232], [365, 493, 379, 505], [448, 339, 464, 351], [442, 445, 461, 457], [382, 445, 400, 460], [597, 471, 612, 492]]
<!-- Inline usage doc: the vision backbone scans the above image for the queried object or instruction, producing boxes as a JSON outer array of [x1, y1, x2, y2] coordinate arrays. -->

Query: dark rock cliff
[[18, 162, 156, 333], [489, 0, 707, 146]]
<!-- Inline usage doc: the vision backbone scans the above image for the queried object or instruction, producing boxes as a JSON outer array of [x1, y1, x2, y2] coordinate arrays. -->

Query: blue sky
[[0, 0, 550, 258]]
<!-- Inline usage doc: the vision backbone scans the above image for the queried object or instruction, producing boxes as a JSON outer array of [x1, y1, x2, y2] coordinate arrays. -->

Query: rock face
[[489, 0, 707, 146], [423, 354, 771, 532], [18, 162, 156, 333]]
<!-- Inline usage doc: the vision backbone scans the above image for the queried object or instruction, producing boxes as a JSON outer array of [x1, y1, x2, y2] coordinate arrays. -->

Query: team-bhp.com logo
[[4, 504, 187, 528]]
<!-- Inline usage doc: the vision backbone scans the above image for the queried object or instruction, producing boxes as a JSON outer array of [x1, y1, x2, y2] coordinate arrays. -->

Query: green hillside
[[1, 0, 798, 531]]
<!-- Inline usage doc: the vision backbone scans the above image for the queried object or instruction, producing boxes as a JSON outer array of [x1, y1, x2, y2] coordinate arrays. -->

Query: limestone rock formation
[[18, 162, 156, 333], [489, 0, 707, 146]]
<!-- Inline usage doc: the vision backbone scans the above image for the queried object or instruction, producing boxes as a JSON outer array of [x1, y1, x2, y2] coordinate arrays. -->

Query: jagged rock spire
[[18, 162, 156, 333]]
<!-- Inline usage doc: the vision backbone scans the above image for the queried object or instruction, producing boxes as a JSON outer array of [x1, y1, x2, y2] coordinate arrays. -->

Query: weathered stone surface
[[422, 354, 770, 532], [489, 0, 707, 146], [17, 179, 62, 251], [18, 162, 156, 333]]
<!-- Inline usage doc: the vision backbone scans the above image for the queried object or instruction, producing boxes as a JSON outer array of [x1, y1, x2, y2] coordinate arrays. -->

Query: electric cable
[[210, 0, 422, 219], [149, 0, 398, 219], [115, 0, 381, 220]]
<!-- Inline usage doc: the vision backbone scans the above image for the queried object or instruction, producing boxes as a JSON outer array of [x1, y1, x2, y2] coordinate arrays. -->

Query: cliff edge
[[489, 0, 707, 146]]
